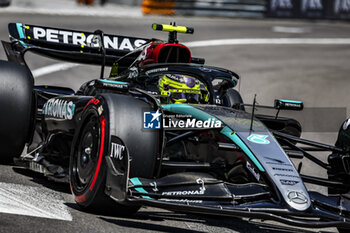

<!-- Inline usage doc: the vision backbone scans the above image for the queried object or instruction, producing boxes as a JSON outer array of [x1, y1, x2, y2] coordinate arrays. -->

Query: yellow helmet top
[[158, 74, 209, 104]]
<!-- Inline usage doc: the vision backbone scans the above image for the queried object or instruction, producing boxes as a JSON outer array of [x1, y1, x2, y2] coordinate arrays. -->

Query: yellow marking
[[153, 24, 188, 33], [80, 50, 83, 53], [81, 45, 85, 48], [25, 26, 29, 29], [27, 36, 31, 39]]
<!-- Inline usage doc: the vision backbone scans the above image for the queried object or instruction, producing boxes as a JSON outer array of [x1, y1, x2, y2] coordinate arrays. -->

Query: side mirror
[[274, 99, 303, 111]]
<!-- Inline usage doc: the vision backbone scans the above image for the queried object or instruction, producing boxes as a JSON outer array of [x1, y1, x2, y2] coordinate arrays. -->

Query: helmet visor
[[170, 92, 200, 104]]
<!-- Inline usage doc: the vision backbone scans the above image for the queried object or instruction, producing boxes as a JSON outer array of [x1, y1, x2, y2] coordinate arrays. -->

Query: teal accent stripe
[[135, 187, 152, 199], [16, 23, 25, 39], [19, 41, 27, 48], [162, 104, 219, 122], [100, 79, 128, 85], [130, 178, 153, 199], [130, 177, 142, 186], [279, 99, 302, 104], [220, 126, 265, 172], [135, 187, 148, 194]]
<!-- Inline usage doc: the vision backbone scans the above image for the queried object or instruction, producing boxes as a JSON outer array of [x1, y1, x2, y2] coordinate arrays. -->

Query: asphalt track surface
[[1, 8, 350, 233]]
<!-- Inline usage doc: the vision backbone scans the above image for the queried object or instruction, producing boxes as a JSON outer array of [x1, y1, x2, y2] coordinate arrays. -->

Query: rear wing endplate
[[4, 23, 150, 67]]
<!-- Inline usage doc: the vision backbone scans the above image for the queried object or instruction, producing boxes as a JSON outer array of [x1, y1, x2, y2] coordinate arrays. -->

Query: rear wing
[[3, 23, 150, 68]]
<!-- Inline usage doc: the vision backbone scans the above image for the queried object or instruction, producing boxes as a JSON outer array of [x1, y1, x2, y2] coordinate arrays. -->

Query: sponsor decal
[[43, 99, 75, 120], [343, 118, 350, 130], [145, 67, 168, 75], [335, 0, 350, 14], [83, 98, 100, 110], [266, 162, 292, 166], [287, 191, 308, 204], [284, 102, 303, 108], [100, 82, 127, 89], [143, 110, 162, 129], [265, 157, 286, 164], [161, 189, 205, 196], [272, 167, 294, 172], [280, 179, 299, 186], [31, 26, 146, 50], [110, 142, 125, 160], [162, 178, 206, 196], [274, 173, 300, 178], [271, 0, 293, 10], [247, 134, 270, 144], [301, 0, 323, 12], [246, 161, 260, 181], [160, 199, 203, 204]]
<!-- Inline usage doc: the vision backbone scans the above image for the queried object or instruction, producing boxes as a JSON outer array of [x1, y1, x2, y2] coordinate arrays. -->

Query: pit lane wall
[[139, 0, 350, 20]]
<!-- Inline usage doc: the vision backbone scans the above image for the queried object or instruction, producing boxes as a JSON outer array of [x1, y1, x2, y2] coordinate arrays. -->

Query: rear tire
[[0, 0, 11, 7], [0, 60, 33, 163]]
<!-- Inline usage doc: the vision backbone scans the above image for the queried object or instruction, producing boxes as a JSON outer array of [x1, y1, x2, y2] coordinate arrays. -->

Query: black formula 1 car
[[1, 22, 350, 232]]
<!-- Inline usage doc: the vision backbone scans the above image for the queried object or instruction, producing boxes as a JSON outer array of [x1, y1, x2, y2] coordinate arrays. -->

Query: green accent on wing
[[161, 104, 219, 122], [130, 177, 142, 186], [19, 41, 27, 48], [279, 99, 302, 104], [16, 23, 25, 39], [220, 126, 265, 172], [130, 178, 152, 199], [71, 104, 76, 115], [100, 79, 128, 85]]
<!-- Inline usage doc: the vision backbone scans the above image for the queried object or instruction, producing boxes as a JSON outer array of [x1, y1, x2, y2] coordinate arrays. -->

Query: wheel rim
[[73, 116, 100, 191]]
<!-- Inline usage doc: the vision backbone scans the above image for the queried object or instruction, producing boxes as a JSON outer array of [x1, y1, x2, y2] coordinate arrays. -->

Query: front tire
[[70, 103, 139, 215]]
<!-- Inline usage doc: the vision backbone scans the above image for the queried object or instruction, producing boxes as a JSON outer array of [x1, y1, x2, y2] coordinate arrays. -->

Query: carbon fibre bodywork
[[2, 23, 350, 230]]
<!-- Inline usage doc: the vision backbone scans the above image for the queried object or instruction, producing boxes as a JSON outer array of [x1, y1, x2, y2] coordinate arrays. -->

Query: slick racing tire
[[0, 0, 11, 7], [70, 103, 139, 215], [0, 60, 33, 163], [223, 88, 245, 111]]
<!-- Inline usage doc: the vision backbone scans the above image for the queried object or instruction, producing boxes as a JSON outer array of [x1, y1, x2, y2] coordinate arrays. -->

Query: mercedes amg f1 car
[[1, 23, 350, 232]]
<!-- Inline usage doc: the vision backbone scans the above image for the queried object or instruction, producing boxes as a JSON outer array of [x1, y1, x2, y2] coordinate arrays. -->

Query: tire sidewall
[[69, 98, 109, 207]]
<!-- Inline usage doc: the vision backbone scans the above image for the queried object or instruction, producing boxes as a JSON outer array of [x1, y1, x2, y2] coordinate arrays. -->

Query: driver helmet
[[158, 74, 209, 104]]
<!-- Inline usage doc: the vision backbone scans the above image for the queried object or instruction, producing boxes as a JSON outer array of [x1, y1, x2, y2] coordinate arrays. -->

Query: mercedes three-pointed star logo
[[287, 191, 308, 204]]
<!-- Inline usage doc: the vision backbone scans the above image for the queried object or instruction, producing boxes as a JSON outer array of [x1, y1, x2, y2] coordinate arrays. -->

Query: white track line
[[272, 26, 310, 34], [32, 38, 350, 77], [0, 182, 72, 221], [0, 7, 143, 18], [184, 38, 350, 47], [32, 63, 80, 78]]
